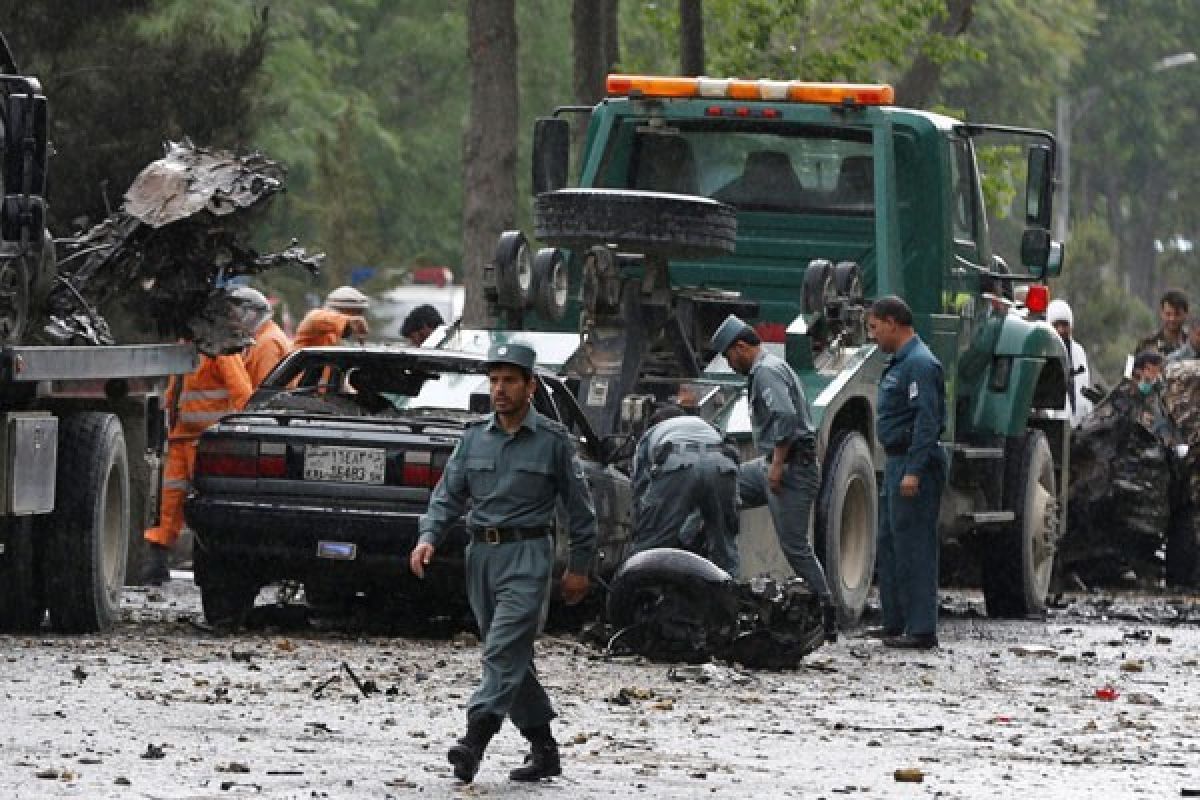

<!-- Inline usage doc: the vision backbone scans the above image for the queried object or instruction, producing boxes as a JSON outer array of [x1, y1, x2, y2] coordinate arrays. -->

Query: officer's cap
[[710, 314, 752, 355], [483, 341, 537, 373]]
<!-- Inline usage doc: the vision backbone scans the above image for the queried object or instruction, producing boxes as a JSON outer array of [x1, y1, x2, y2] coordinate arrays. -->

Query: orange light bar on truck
[[606, 74, 894, 106]]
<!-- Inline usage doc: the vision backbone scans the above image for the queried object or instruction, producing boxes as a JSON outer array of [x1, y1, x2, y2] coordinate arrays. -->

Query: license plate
[[317, 541, 358, 560], [303, 445, 386, 484]]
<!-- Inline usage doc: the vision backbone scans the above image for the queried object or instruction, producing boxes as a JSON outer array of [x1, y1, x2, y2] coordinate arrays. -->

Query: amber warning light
[[606, 74, 894, 106]]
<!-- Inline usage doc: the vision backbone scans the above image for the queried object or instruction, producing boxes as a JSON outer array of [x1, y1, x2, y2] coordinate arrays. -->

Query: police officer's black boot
[[509, 724, 561, 782], [822, 602, 839, 644], [141, 543, 171, 586], [447, 712, 501, 783]]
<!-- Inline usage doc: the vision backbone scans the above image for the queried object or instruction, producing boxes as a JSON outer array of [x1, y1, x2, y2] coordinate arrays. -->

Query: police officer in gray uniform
[[710, 315, 838, 642], [631, 404, 740, 574], [410, 342, 597, 783], [867, 296, 946, 650]]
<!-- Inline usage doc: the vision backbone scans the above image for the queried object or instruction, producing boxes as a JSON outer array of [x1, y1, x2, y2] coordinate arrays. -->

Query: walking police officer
[[631, 404, 740, 575], [867, 296, 946, 650], [710, 315, 838, 642], [410, 342, 597, 783]]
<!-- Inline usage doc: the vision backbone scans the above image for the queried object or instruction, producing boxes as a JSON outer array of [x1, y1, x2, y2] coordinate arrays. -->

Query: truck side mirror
[[1020, 228, 1051, 277], [532, 117, 570, 195], [4, 92, 49, 197], [1024, 144, 1053, 229]]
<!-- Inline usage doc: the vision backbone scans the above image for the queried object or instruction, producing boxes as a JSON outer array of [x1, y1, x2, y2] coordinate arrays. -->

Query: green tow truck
[[472, 73, 1069, 624]]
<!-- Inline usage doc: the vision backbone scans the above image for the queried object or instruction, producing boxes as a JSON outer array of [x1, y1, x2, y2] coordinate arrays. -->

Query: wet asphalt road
[[1, 578, 1197, 799]]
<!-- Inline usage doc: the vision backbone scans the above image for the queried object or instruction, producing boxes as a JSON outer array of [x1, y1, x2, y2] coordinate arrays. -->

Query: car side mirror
[[532, 117, 570, 195]]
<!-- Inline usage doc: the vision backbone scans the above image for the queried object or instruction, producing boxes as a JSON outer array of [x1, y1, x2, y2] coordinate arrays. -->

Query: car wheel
[[41, 413, 129, 633], [814, 430, 877, 626], [982, 429, 1059, 617], [193, 537, 259, 625], [534, 189, 736, 260]]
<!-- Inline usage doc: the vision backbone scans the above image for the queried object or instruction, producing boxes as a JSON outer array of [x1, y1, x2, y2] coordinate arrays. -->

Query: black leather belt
[[470, 526, 552, 545]]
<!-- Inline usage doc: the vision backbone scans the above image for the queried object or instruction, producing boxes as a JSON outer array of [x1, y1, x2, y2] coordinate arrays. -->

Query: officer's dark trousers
[[632, 454, 740, 575], [878, 457, 945, 636], [465, 536, 556, 729], [738, 456, 831, 599]]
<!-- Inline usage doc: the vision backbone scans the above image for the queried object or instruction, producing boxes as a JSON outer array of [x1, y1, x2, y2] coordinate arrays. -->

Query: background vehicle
[[475, 74, 1070, 625], [184, 345, 632, 625], [0, 36, 196, 634]]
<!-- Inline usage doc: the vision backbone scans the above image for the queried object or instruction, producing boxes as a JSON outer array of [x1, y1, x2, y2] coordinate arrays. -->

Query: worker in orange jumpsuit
[[142, 352, 253, 585], [233, 286, 292, 386], [292, 285, 370, 350]]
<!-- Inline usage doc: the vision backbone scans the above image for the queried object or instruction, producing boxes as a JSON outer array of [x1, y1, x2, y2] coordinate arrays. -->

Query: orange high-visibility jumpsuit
[[243, 319, 291, 387], [292, 308, 351, 350], [144, 354, 253, 549]]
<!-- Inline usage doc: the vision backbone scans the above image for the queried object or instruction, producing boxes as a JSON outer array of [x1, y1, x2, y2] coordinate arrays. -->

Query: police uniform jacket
[[418, 408, 598, 573], [747, 350, 816, 459], [631, 415, 726, 497], [877, 335, 946, 475]]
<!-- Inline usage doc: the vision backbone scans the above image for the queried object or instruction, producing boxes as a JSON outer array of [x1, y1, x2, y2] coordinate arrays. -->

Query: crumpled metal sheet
[[37, 140, 321, 354], [123, 141, 284, 228]]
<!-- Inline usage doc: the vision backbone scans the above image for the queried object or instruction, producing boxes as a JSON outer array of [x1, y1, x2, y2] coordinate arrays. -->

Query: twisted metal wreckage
[[23, 140, 321, 354]]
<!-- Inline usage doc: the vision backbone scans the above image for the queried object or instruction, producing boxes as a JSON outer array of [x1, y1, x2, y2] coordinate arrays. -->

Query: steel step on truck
[[0, 39, 196, 633], [472, 73, 1070, 625]]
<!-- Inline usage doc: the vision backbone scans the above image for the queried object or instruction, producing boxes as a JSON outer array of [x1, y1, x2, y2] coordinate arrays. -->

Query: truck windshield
[[609, 121, 874, 216]]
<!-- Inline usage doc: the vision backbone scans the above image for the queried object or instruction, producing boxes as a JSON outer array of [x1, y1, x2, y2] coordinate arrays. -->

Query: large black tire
[[534, 189, 737, 260], [814, 430, 878, 626], [193, 535, 259, 625], [41, 413, 130, 633], [982, 429, 1059, 617], [0, 517, 44, 631]]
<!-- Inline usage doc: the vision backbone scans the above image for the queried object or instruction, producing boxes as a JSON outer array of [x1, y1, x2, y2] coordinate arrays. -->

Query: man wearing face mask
[[1120, 351, 1182, 445], [1047, 299, 1092, 427]]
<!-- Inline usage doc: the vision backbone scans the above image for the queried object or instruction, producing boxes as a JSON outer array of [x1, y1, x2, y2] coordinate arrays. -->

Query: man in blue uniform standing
[[410, 342, 597, 784], [710, 315, 838, 642], [630, 404, 740, 574], [868, 296, 946, 650]]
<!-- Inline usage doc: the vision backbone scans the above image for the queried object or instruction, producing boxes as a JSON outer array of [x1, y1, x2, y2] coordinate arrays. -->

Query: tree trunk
[[894, 0, 974, 107], [679, 0, 704, 76], [461, 0, 518, 326], [1122, 168, 1168, 307], [572, 0, 613, 157], [604, 0, 620, 70]]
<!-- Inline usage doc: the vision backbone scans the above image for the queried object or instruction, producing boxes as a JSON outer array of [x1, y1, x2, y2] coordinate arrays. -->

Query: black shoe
[[447, 713, 501, 783], [821, 603, 839, 644], [883, 633, 939, 650], [861, 626, 903, 639], [141, 544, 171, 586], [509, 738, 561, 782]]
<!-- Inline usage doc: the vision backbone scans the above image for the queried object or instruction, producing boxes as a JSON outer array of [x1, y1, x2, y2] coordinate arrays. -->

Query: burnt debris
[[35, 141, 320, 355]]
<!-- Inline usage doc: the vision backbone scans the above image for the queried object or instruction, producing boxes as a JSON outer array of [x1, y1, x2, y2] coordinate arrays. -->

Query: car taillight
[[196, 439, 288, 478], [196, 439, 258, 478], [401, 450, 449, 488], [258, 442, 287, 477]]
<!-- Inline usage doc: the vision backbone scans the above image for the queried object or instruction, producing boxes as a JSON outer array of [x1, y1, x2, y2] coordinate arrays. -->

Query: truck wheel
[[0, 517, 44, 631], [982, 429, 1059, 617], [42, 413, 130, 633], [534, 189, 737, 260], [814, 430, 877, 626], [193, 536, 259, 625]]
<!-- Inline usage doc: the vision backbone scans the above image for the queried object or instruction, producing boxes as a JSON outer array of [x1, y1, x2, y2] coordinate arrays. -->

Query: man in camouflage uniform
[[1163, 354, 1200, 586], [1136, 289, 1190, 358]]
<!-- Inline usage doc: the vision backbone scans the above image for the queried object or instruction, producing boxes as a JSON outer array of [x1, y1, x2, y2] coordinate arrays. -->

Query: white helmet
[[230, 286, 270, 312], [325, 285, 370, 314]]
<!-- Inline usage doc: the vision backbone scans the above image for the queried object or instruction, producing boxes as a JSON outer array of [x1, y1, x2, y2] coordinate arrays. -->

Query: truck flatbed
[[0, 344, 197, 384]]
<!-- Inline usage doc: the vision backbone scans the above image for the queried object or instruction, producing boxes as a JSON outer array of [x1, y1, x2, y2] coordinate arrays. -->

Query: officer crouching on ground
[[630, 404, 740, 575], [410, 342, 597, 784], [868, 296, 947, 650], [710, 315, 838, 642]]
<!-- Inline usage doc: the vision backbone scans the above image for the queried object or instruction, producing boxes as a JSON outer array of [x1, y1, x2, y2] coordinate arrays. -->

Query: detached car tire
[[534, 189, 737, 260], [815, 430, 877, 626], [41, 413, 129, 633], [982, 429, 1059, 617]]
